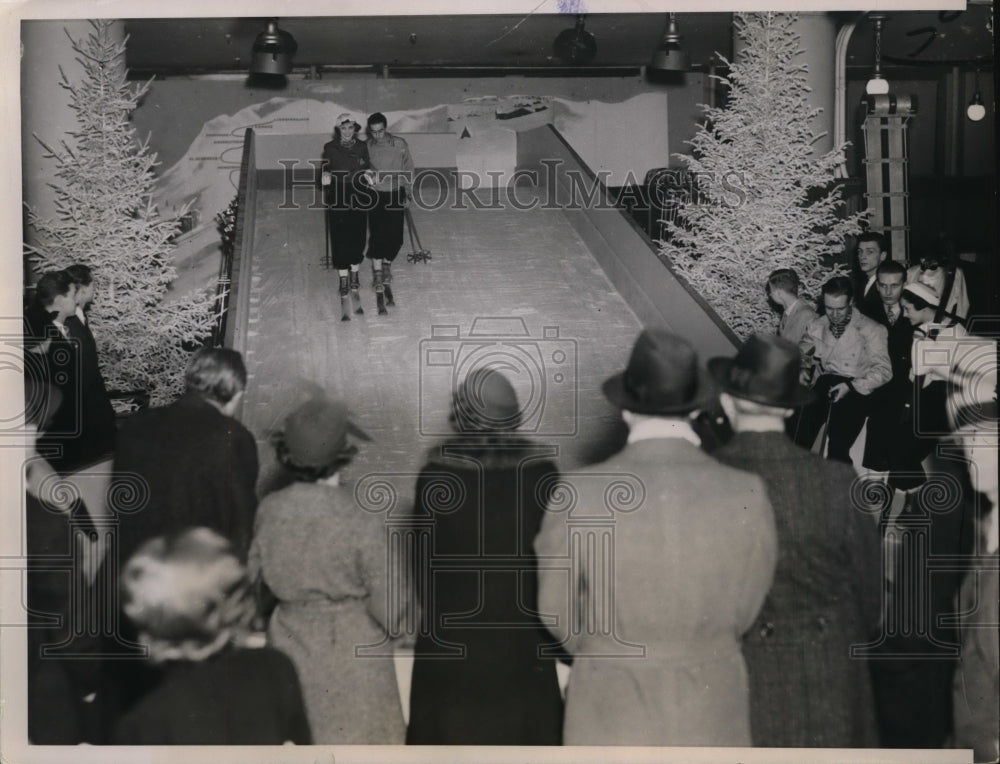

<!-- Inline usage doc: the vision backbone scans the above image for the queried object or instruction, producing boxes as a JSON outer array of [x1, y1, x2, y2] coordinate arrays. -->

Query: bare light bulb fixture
[[865, 14, 889, 96], [967, 70, 986, 122]]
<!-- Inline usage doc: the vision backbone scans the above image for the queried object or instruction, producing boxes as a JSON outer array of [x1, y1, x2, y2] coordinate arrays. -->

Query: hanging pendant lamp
[[865, 14, 889, 96], [649, 13, 689, 73], [250, 19, 298, 75]]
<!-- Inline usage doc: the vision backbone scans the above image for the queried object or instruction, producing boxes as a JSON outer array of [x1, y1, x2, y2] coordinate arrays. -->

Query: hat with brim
[[708, 333, 814, 409], [902, 281, 940, 307], [336, 113, 358, 127], [602, 330, 712, 415], [280, 397, 371, 470]]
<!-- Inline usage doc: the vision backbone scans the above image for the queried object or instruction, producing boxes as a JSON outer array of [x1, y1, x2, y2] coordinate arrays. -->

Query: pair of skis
[[325, 215, 391, 321], [337, 277, 391, 322], [340, 283, 366, 322], [323, 213, 405, 322]]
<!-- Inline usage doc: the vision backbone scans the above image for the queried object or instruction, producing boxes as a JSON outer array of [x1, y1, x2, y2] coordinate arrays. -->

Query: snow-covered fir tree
[[25, 20, 215, 406], [659, 12, 864, 339]]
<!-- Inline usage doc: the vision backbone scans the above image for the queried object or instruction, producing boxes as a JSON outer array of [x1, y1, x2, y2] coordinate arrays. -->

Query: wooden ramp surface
[[242, 186, 644, 502]]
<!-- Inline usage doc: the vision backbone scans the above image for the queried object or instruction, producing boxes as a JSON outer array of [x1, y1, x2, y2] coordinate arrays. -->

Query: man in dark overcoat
[[711, 334, 882, 747], [113, 347, 259, 563], [104, 347, 259, 716], [854, 231, 889, 320], [63, 263, 117, 464], [860, 260, 920, 488]]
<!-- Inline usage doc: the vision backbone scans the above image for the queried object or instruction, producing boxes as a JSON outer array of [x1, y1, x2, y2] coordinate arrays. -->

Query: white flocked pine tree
[[659, 12, 864, 339], [25, 19, 215, 406]]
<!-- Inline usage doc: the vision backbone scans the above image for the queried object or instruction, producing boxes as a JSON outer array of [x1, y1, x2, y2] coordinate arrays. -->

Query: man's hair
[[366, 112, 388, 129], [64, 263, 94, 286], [821, 276, 854, 301], [857, 231, 887, 252], [766, 268, 800, 296], [876, 260, 906, 279], [34, 270, 74, 308], [120, 527, 255, 663], [184, 347, 247, 404]]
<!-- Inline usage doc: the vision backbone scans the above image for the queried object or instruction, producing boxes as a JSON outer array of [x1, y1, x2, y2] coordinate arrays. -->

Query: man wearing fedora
[[710, 334, 882, 748], [535, 329, 777, 746], [795, 276, 892, 463]]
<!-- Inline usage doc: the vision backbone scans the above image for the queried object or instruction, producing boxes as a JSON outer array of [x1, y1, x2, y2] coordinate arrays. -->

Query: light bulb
[[967, 94, 986, 122], [866, 76, 890, 96]]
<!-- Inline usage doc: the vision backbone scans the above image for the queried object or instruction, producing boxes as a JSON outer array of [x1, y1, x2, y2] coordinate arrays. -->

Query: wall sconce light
[[649, 13, 689, 73], [553, 15, 597, 65], [865, 14, 889, 95], [967, 70, 986, 122], [250, 18, 298, 75]]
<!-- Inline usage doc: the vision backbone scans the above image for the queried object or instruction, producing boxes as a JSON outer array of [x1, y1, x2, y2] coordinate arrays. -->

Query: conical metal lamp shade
[[649, 14, 688, 73], [650, 46, 689, 72], [250, 20, 298, 75]]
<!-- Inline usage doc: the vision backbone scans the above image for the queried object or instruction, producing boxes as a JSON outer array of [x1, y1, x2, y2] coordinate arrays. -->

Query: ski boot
[[349, 270, 364, 315], [338, 275, 351, 322], [373, 269, 388, 315], [382, 261, 395, 306]]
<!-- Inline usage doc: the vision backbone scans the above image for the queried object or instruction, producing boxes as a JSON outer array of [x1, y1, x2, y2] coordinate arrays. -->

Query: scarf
[[829, 305, 852, 339]]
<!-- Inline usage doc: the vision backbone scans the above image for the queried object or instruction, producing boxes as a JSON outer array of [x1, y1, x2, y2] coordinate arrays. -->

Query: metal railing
[[212, 128, 257, 351]]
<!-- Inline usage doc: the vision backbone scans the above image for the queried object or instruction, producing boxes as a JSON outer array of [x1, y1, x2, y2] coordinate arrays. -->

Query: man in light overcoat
[[534, 329, 777, 746]]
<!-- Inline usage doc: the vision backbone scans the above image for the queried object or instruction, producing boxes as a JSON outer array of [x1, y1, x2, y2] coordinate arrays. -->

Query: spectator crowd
[[19, 238, 997, 759]]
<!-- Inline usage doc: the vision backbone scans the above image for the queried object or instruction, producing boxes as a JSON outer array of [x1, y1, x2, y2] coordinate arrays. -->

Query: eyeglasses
[[919, 260, 940, 271]]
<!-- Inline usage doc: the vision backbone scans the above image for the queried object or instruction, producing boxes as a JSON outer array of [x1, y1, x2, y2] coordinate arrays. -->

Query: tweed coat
[[715, 431, 882, 747], [249, 480, 407, 744], [535, 436, 777, 746]]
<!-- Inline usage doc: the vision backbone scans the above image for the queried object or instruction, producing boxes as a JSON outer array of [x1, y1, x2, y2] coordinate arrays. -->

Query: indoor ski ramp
[[232, 126, 738, 501]]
